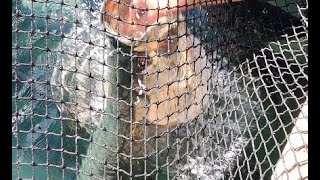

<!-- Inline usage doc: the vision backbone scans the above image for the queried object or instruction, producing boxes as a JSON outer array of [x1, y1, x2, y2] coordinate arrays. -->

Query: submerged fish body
[[50, 29, 116, 129]]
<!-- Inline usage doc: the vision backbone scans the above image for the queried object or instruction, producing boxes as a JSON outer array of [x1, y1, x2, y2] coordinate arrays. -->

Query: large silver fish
[[49, 1, 262, 179]]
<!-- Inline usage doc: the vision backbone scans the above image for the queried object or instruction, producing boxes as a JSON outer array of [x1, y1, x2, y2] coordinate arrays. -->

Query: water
[[12, 0, 98, 178]]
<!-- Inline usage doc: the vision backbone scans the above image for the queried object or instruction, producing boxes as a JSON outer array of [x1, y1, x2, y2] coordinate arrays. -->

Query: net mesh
[[12, 0, 308, 179]]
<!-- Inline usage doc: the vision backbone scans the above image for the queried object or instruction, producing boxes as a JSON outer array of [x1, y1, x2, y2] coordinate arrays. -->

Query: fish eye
[[135, 9, 147, 20], [139, 59, 145, 66]]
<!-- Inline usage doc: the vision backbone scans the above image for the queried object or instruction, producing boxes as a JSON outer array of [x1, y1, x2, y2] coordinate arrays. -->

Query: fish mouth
[[100, 1, 184, 51], [99, 0, 137, 46], [101, 16, 183, 54]]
